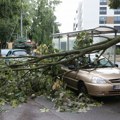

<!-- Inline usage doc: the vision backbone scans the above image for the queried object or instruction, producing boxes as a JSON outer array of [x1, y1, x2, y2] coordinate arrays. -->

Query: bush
[[116, 48, 120, 55]]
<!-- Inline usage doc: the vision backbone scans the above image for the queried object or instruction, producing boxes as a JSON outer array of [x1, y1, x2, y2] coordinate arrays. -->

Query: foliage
[[0, 43, 102, 112], [0, 59, 53, 107], [53, 91, 101, 112], [30, 0, 61, 45], [0, 0, 61, 48], [74, 32, 93, 50], [109, 0, 120, 9], [0, 0, 120, 112], [0, 0, 19, 47], [0, 59, 101, 112], [35, 43, 59, 55], [0, 0, 31, 48], [0, 0, 21, 18], [116, 47, 120, 55]]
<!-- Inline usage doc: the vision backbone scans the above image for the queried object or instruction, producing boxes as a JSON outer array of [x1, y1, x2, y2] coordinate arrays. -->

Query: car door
[[62, 61, 79, 90]]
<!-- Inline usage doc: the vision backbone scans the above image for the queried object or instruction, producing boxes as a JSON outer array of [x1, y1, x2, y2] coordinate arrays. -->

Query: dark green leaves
[[109, 0, 120, 9]]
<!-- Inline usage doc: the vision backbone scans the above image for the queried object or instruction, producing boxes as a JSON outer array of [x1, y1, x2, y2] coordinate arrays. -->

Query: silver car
[[5, 49, 28, 65]]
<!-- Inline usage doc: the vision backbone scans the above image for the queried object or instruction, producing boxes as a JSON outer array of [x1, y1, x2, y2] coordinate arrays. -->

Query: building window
[[99, 16, 107, 24], [100, 0, 107, 5], [100, 7, 107, 14], [114, 16, 120, 24], [114, 26, 120, 32], [114, 8, 120, 14], [61, 42, 66, 51], [76, 24, 78, 28], [73, 23, 75, 27]]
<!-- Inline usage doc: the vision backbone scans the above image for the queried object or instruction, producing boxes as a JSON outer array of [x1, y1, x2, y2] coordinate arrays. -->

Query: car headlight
[[91, 77, 106, 84]]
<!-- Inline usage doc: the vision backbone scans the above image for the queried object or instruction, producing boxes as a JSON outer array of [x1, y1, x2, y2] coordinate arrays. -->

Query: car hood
[[87, 67, 120, 79]]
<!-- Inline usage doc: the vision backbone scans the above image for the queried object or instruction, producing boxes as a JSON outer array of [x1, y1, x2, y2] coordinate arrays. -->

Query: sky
[[54, 0, 80, 33]]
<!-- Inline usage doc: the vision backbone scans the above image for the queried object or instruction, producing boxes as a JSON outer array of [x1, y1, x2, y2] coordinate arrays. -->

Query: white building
[[72, 0, 120, 63], [53, 0, 119, 63], [73, 0, 120, 32]]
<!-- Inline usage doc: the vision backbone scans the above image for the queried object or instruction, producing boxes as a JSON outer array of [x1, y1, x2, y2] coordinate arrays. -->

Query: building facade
[[72, 0, 120, 63], [73, 0, 120, 32], [53, 0, 119, 63]]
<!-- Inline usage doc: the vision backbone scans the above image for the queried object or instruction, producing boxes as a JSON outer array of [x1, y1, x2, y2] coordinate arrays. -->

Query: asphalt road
[[0, 96, 120, 120]]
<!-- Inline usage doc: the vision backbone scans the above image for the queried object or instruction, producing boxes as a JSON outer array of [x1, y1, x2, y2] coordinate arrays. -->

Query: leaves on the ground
[[0, 53, 102, 113], [39, 108, 50, 112]]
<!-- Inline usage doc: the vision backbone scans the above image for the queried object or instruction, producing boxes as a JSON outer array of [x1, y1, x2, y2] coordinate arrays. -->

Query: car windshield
[[90, 55, 114, 68], [13, 50, 27, 56], [65, 54, 115, 70]]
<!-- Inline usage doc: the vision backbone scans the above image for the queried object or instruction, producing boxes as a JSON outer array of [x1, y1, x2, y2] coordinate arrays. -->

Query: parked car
[[61, 54, 120, 97], [5, 49, 28, 65]]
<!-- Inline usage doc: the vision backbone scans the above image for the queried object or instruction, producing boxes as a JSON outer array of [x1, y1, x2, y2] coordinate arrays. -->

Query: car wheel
[[78, 81, 88, 94]]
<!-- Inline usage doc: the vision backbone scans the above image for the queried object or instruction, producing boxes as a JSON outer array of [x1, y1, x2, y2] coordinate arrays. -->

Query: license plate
[[113, 85, 120, 90]]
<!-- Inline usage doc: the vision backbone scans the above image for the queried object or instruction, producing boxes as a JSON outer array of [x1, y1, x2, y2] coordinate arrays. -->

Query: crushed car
[[61, 53, 120, 97]]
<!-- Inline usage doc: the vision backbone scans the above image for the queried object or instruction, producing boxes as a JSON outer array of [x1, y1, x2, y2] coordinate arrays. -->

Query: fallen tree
[[4, 34, 120, 71], [1, 0, 120, 112], [0, 31, 120, 112]]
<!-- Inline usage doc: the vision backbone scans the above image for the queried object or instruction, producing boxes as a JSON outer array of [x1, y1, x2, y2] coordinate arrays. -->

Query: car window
[[97, 58, 113, 67], [13, 51, 27, 56], [62, 54, 115, 70], [76, 55, 114, 68], [89, 54, 114, 67], [6, 51, 12, 56]]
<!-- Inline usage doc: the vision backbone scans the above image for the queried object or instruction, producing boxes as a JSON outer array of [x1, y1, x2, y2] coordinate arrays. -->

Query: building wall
[[82, 0, 99, 29], [73, 0, 120, 32], [74, 0, 99, 30], [53, 0, 119, 59], [73, 0, 119, 63]]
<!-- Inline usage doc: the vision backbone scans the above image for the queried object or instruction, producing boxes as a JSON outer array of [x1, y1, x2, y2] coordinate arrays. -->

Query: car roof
[[8, 49, 27, 52]]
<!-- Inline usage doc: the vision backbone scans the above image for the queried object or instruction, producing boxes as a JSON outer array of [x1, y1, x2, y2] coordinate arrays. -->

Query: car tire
[[78, 81, 88, 94]]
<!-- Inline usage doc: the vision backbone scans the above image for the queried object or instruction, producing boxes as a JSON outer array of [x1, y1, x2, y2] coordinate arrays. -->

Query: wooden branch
[[2, 36, 120, 71]]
